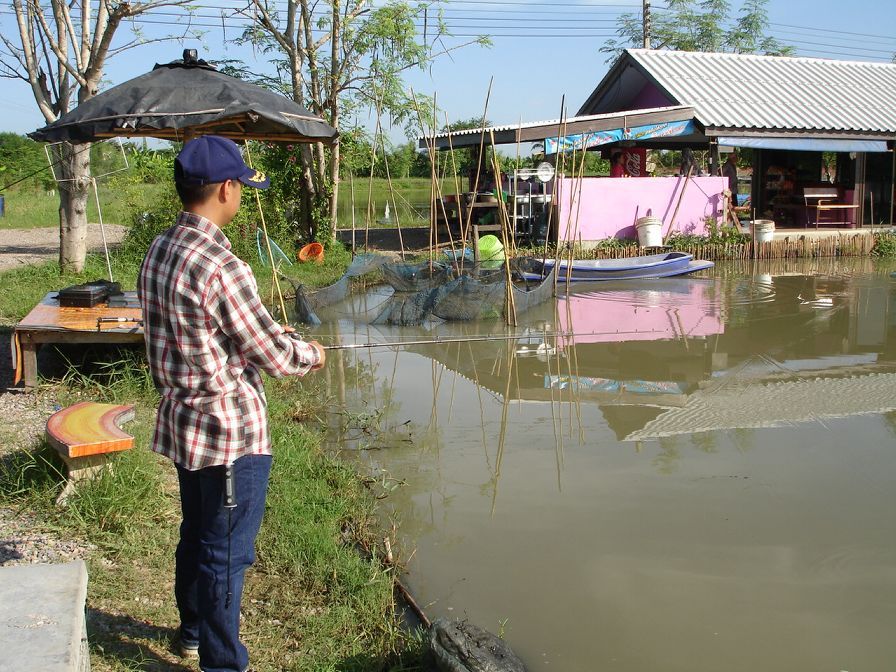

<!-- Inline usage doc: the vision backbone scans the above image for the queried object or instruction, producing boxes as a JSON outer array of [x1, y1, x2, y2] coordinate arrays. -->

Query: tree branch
[[27, 0, 87, 87]]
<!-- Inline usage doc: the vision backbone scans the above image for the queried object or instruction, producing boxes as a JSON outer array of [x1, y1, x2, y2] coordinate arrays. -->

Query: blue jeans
[[175, 454, 272, 672]]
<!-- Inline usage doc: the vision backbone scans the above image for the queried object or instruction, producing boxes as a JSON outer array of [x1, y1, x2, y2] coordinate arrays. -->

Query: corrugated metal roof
[[615, 49, 896, 136]]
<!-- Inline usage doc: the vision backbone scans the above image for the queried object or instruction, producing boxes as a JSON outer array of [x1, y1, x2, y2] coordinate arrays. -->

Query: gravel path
[[0, 386, 97, 566], [0, 223, 128, 273], [0, 224, 119, 565]]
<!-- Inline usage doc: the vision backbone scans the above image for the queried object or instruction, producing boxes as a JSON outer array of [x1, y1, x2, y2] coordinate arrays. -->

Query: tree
[[600, 0, 792, 62], [235, 0, 487, 240], [0, 132, 54, 190], [0, 0, 195, 271], [435, 116, 490, 180]]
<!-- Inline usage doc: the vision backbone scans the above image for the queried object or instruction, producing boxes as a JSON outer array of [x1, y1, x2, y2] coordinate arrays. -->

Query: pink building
[[553, 175, 725, 243]]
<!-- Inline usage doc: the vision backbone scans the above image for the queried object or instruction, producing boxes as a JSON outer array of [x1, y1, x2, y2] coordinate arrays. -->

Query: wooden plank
[[17, 292, 142, 332]]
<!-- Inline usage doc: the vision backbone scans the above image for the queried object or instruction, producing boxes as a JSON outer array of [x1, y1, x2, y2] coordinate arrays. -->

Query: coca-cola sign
[[622, 148, 648, 177]]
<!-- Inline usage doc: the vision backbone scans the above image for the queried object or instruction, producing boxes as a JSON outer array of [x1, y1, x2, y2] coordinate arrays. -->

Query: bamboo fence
[[554, 231, 880, 262]]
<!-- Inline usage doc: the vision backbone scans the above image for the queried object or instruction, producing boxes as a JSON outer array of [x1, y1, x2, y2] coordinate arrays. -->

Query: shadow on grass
[[87, 608, 194, 672]]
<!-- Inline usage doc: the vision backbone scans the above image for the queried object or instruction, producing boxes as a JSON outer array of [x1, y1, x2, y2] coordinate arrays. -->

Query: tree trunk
[[56, 141, 92, 273]]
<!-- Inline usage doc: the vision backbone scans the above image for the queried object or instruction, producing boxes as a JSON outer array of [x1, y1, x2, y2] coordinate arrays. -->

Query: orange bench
[[46, 402, 135, 504]]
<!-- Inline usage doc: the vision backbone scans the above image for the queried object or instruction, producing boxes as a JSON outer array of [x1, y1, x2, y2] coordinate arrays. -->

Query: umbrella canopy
[[30, 50, 337, 145]]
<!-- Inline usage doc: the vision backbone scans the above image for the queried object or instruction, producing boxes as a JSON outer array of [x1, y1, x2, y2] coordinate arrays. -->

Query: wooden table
[[13, 292, 144, 389]]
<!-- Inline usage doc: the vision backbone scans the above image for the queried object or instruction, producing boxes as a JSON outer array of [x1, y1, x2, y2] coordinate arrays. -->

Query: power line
[[764, 37, 896, 57], [770, 28, 896, 49], [7, 3, 894, 45], [3, 5, 894, 62], [768, 21, 896, 43]]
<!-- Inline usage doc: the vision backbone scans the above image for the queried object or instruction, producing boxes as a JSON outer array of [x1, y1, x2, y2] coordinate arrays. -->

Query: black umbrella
[[30, 50, 337, 144]]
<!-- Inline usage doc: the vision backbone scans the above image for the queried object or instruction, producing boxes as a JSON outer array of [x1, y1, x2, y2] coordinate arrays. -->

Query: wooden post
[[855, 152, 866, 228], [890, 148, 895, 226], [709, 140, 720, 178]]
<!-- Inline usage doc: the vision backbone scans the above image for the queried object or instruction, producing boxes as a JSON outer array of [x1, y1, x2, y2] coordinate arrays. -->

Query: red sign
[[622, 148, 648, 177]]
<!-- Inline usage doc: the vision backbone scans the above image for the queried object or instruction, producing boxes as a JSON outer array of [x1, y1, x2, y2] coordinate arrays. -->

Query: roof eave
[[704, 127, 896, 141], [423, 106, 697, 150]]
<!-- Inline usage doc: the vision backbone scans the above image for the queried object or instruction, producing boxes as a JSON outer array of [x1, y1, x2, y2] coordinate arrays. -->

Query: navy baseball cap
[[175, 135, 270, 189]]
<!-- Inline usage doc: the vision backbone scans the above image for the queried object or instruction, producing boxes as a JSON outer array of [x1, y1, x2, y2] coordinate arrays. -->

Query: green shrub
[[872, 231, 896, 257], [0, 132, 56, 191]]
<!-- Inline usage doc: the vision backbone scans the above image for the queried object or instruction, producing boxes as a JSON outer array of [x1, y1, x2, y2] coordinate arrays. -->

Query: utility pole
[[643, 0, 651, 49]]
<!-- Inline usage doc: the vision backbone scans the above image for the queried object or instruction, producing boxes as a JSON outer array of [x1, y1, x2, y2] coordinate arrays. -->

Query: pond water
[[316, 257, 896, 672]]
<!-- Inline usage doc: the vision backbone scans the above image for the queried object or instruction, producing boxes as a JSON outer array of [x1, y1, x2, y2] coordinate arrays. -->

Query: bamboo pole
[[489, 131, 517, 326], [568, 141, 589, 264], [409, 90, 458, 260], [551, 104, 569, 298], [464, 78, 494, 242], [543, 95, 566, 269], [349, 172, 356, 256], [513, 115, 523, 241], [661, 165, 693, 245], [372, 105, 405, 259], [363, 104, 385, 251], [431, 93, 439, 260], [442, 114, 469, 270], [243, 141, 289, 321]]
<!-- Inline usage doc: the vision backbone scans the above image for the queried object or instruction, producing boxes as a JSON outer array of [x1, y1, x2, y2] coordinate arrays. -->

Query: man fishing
[[139, 135, 325, 672]]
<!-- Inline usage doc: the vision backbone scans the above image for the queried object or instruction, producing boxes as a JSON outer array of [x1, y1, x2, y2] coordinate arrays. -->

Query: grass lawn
[[0, 183, 168, 230], [1, 178, 452, 231]]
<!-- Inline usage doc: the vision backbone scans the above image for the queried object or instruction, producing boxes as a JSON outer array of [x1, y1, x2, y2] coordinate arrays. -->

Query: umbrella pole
[[243, 142, 289, 322], [90, 178, 114, 282]]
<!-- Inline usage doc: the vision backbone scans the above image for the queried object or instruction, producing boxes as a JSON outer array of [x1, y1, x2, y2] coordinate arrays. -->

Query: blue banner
[[544, 119, 696, 154]]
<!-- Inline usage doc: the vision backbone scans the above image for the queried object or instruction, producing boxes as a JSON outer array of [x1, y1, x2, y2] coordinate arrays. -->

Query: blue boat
[[516, 252, 713, 282]]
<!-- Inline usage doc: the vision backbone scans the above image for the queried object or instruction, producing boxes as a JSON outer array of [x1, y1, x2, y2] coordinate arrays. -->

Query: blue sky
[[1, 0, 895, 144]]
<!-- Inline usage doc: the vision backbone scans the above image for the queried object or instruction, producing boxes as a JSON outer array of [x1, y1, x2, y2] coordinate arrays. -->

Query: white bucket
[[636, 216, 663, 247], [753, 219, 775, 243]]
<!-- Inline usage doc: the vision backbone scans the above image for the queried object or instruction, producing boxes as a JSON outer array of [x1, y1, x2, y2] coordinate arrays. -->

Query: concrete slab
[[0, 560, 89, 672]]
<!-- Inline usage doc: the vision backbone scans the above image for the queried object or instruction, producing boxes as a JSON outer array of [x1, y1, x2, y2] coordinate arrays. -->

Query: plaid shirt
[[139, 212, 320, 470]]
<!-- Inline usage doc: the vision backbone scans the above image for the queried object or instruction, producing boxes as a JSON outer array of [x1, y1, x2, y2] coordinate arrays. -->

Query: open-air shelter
[[578, 49, 896, 229]]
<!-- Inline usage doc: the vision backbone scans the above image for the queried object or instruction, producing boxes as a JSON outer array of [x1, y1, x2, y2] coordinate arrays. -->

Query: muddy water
[[319, 257, 896, 672]]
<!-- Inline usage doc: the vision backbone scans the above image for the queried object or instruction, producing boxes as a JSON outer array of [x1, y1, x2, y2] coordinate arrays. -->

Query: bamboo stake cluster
[[550, 231, 877, 262]]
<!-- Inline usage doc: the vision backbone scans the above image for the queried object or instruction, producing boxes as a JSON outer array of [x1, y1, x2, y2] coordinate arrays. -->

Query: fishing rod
[[319, 329, 655, 350]]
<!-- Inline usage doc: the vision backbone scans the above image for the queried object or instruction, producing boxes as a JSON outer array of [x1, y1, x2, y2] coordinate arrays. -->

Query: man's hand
[[308, 340, 326, 370]]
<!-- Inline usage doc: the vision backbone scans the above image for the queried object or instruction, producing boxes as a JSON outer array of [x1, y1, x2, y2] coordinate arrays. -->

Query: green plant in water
[[342, 406, 384, 435], [872, 231, 896, 257], [498, 618, 509, 639]]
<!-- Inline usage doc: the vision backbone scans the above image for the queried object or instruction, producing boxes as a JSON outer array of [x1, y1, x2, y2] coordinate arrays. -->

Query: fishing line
[[317, 328, 673, 350]]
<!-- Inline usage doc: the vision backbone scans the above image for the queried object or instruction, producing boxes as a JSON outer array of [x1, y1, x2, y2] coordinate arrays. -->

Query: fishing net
[[290, 254, 555, 326], [381, 260, 453, 292], [289, 252, 389, 325], [430, 274, 507, 321], [371, 284, 450, 326]]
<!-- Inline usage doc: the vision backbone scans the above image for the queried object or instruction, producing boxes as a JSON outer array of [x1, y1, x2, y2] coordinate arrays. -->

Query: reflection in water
[[319, 259, 896, 672]]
